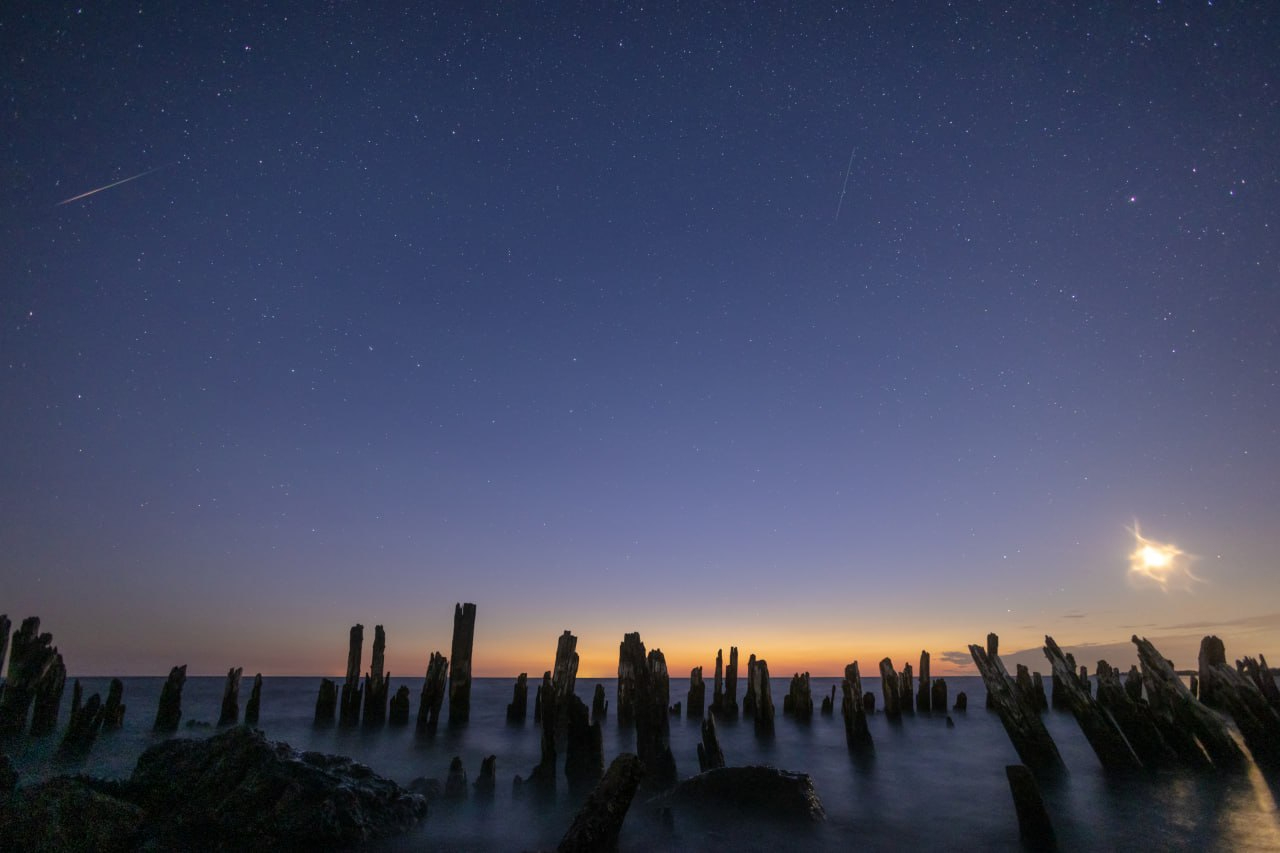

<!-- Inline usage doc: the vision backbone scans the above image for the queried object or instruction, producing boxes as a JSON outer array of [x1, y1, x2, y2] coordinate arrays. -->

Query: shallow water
[[6, 675, 1280, 850]]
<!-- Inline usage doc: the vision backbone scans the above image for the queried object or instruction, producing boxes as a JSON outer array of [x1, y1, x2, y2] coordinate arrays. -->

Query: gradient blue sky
[[2, 2, 1277, 678]]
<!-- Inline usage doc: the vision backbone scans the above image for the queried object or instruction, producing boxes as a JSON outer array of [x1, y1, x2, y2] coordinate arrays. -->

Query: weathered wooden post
[[917, 651, 932, 713], [1042, 636, 1141, 772], [339, 624, 364, 727], [448, 603, 477, 725], [475, 755, 497, 801], [1094, 660, 1180, 769], [1197, 636, 1280, 770], [1198, 635, 1226, 707], [102, 678, 126, 729], [362, 625, 389, 728], [507, 672, 529, 723], [592, 683, 608, 723], [388, 686, 411, 725], [28, 653, 67, 737], [617, 638, 638, 728], [244, 674, 262, 726], [217, 667, 243, 727], [878, 658, 902, 720], [1005, 764, 1057, 851], [698, 714, 726, 771], [0, 617, 60, 736], [314, 679, 337, 724], [618, 633, 677, 790], [841, 661, 873, 753], [784, 672, 813, 720], [969, 637, 1064, 777], [417, 651, 448, 734], [57, 685, 105, 760], [558, 753, 645, 853], [743, 654, 759, 718], [899, 663, 915, 714], [687, 666, 705, 719], [153, 665, 187, 733], [753, 659, 775, 737], [564, 693, 604, 797], [0, 614, 10, 677], [552, 630, 580, 704]]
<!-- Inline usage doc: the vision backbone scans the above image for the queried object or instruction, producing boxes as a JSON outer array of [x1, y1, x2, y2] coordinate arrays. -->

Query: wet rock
[[650, 765, 825, 824], [0, 776, 144, 853]]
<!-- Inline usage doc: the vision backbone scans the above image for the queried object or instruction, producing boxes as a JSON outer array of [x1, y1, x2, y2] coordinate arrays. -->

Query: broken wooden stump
[[448, 603, 477, 726], [56, 683, 104, 760], [753, 659, 775, 737], [1198, 634, 1227, 708], [362, 625, 390, 728], [710, 647, 740, 720], [314, 679, 338, 725], [743, 654, 759, 719], [1032, 672, 1049, 711], [591, 683, 607, 724], [985, 633, 999, 710], [1094, 660, 1181, 769], [1132, 634, 1245, 771], [28, 652, 67, 738], [698, 714, 726, 771], [444, 756, 468, 800], [878, 658, 902, 720], [821, 684, 835, 716], [153, 665, 188, 733], [515, 671, 558, 798], [416, 651, 448, 735], [1197, 636, 1280, 770], [841, 662, 873, 754], [618, 633, 677, 790], [217, 667, 243, 727], [1240, 654, 1280, 713], [244, 674, 262, 727], [557, 753, 644, 853], [969, 638, 1064, 777], [1124, 665, 1143, 704], [1042, 636, 1142, 773], [687, 666, 705, 719], [0, 617, 61, 737], [507, 672, 529, 723], [564, 693, 604, 797], [388, 686, 411, 725], [475, 755, 497, 801], [863, 691, 876, 714], [102, 678, 126, 730], [617, 638, 639, 728], [669, 700, 682, 717], [1005, 764, 1057, 851], [784, 672, 813, 721], [899, 662, 915, 714], [917, 651, 932, 713], [339, 624, 364, 727], [931, 678, 948, 713]]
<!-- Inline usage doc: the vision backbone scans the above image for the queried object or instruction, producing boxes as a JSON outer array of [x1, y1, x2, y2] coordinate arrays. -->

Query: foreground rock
[[648, 765, 825, 824], [1, 726, 428, 850]]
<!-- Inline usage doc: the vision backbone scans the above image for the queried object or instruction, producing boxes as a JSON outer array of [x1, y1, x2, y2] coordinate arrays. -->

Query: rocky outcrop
[[448, 603, 477, 725], [0, 776, 144, 853], [153, 665, 187, 733], [558, 753, 644, 853], [649, 765, 825, 824]]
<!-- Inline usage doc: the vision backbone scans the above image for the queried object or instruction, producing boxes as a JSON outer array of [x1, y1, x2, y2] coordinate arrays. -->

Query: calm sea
[[6, 675, 1279, 851]]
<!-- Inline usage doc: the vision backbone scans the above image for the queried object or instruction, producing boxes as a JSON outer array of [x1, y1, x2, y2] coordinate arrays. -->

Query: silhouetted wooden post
[[558, 753, 644, 853], [564, 693, 604, 797], [0, 614, 10, 678], [986, 633, 1000, 710], [102, 678, 126, 729], [57, 685, 105, 760], [1006, 764, 1057, 851], [217, 667, 243, 727], [899, 663, 915, 714], [698, 714, 726, 771], [917, 651, 932, 712], [969, 638, 1064, 777], [448, 603, 477, 725], [314, 679, 337, 724], [617, 639, 638, 728], [725, 646, 739, 718], [1197, 636, 1280, 770], [29, 653, 67, 737], [244, 674, 262, 726], [1240, 654, 1280, 712], [552, 630, 579, 703], [878, 658, 901, 720], [507, 672, 529, 723], [515, 670, 557, 797], [753, 658, 775, 737], [0, 617, 60, 736], [1094, 660, 1180, 769], [618, 633, 677, 790], [710, 648, 725, 716], [475, 755, 497, 801], [784, 672, 813, 720], [363, 625, 389, 728], [1042, 636, 1141, 772], [339, 624, 364, 727], [687, 666, 705, 719], [388, 686, 410, 725], [841, 661, 873, 753], [821, 684, 836, 715], [417, 651, 448, 734], [931, 678, 947, 713], [153, 665, 187, 733], [592, 683, 608, 724], [953, 691, 967, 711]]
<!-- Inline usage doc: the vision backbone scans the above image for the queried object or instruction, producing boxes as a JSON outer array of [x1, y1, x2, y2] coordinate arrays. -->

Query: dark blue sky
[[2, 2, 1277, 676]]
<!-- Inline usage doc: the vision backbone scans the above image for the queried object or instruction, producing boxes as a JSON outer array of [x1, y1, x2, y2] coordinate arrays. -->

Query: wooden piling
[[244, 674, 262, 727], [753, 658, 775, 737], [0, 617, 61, 737], [417, 651, 448, 734], [217, 666, 243, 727], [28, 653, 67, 738], [1198, 636, 1280, 770], [878, 658, 902, 720], [1005, 764, 1057, 851], [362, 625, 389, 728], [1042, 636, 1142, 772], [153, 665, 187, 733], [314, 678, 337, 725], [841, 662, 873, 753], [698, 714, 726, 771], [687, 666, 705, 719], [448, 602, 477, 725], [388, 685, 411, 725], [507, 673, 529, 723], [339, 624, 364, 727], [102, 678, 126, 730], [917, 651, 932, 713], [969, 638, 1064, 777]]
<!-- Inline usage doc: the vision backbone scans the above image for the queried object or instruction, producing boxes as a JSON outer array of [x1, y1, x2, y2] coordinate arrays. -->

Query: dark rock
[[444, 755, 468, 800], [129, 725, 426, 846], [448, 602, 477, 725], [339, 624, 364, 727], [507, 672, 529, 723], [217, 666, 243, 727], [388, 685, 411, 725], [558, 753, 644, 853], [408, 776, 442, 801], [1006, 764, 1057, 851], [153, 665, 187, 733], [417, 651, 448, 735], [650, 765, 825, 824], [314, 678, 337, 725], [0, 752, 17, 796], [0, 776, 143, 853], [244, 674, 262, 727]]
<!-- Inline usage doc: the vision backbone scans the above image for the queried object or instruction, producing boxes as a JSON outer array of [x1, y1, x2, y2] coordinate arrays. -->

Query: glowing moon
[[1128, 523, 1199, 591]]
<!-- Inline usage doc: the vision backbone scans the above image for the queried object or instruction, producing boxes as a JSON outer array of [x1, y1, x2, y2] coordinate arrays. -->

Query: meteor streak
[[56, 166, 166, 206]]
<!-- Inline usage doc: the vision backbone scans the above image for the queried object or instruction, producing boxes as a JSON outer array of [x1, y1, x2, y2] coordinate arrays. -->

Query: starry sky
[[2, 2, 1277, 679]]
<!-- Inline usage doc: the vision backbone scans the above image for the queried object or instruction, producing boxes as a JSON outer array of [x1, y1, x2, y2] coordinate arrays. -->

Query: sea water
[[6, 676, 1280, 851]]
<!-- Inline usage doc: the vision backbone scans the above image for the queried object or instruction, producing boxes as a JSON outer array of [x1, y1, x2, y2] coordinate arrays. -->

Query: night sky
[[2, 2, 1277, 678]]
